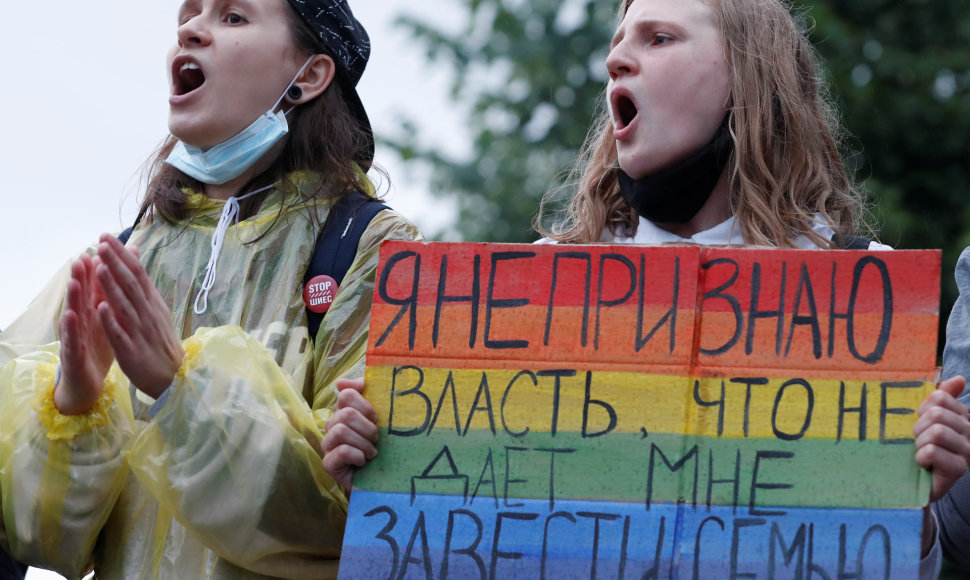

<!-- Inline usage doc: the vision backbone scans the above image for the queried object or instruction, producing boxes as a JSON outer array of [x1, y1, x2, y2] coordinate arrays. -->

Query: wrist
[[134, 345, 186, 398], [37, 363, 125, 440], [53, 365, 101, 416]]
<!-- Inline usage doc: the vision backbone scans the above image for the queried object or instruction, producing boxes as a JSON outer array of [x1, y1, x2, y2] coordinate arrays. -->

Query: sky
[[4, 1, 463, 577], [0, 0, 467, 331]]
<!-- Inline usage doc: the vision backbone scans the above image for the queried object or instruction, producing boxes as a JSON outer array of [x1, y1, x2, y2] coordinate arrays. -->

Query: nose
[[606, 40, 635, 81], [176, 15, 211, 48]]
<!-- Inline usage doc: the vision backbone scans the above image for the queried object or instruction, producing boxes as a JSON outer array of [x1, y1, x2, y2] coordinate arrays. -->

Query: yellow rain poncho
[[0, 173, 422, 578]]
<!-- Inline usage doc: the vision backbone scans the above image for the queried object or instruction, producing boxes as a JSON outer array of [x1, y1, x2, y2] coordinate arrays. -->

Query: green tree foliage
[[804, 0, 970, 345], [387, 0, 616, 242], [388, 0, 970, 347]]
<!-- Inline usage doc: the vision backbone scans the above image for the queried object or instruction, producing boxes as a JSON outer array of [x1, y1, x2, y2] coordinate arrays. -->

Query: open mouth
[[173, 59, 206, 96], [614, 94, 638, 128]]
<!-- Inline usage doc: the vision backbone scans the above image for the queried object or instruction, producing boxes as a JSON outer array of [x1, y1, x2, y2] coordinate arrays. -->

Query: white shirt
[[599, 214, 890, 250]]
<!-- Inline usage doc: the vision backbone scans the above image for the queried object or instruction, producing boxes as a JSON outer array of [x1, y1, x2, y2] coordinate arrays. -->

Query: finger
[[917, 388, 969, 420], [326, 446, 369, 470], [322, 420, 378, 458], [336, 388, 378, 423], [100, 234, 154, 296], [915, 444, 969, 501], [95, 261, 141, 332], [324, 411, 379, 451], [939, 376, 967, 399], [63, 270, 95, 346], [336, 377, 366, 393], [59, 308, 83, 371], [915, 421, 970, 462], [914, 401, 970, 440], [322, 450, 358, 491], [65, 263, 86, 315], [97, 301, 136, 359], [71, 256, 96, 315], [90, 255, 109, 305], [97, 239, 141, 292], [100, 239, 173, 340], [328, 406, 379, 444]]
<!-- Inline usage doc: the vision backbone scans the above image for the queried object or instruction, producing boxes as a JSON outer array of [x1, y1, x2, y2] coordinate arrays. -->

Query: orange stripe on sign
[[369, 243, 940, 375]]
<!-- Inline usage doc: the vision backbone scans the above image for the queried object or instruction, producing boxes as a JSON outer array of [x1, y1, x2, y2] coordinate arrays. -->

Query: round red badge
[[304, 275, 338, 314]]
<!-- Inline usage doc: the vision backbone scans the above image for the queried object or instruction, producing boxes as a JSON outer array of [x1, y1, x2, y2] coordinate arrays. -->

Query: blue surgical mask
[[165, 57, 314, 185]]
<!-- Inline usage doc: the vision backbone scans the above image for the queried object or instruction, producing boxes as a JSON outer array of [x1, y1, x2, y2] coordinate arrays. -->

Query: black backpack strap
[[0, 547, 27, 579], [118, 226, 134, 245], [304, 191, 390, 339], [831, 234, 872, 250]]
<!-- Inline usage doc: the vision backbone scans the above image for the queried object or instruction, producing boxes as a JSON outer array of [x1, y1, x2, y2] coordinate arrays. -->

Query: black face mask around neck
[[617, 117, 734, 225]]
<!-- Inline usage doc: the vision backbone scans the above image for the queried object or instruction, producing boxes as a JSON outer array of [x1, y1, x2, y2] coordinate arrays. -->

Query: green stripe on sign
[[355, 429, 929, 510]]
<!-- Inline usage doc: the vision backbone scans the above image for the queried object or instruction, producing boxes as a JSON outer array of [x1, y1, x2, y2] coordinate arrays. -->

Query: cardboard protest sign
[[340, 242, 940, 579]]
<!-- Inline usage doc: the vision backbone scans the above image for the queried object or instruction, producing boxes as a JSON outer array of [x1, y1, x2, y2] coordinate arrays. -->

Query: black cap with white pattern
[[285, 0, 373, 165]]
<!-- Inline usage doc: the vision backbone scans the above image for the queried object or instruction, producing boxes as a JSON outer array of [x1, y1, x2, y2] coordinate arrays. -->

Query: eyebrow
[[613, 17, 686, 45]]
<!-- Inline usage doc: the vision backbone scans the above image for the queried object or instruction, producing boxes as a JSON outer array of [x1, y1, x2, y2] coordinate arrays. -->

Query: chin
[[619, 152, 682, 180], [617, 150, 657, 180], [169, 126, 216, 149], [617, 159, 650, 180]]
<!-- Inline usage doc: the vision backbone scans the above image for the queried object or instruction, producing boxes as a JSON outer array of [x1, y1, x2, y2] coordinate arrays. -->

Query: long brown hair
[[539, 0, 871, 247], [136, 2, 380, 226]]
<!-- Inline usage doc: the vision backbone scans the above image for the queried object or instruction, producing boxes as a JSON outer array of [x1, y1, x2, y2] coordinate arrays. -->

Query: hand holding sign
[[914, 375, 970, 502], [323, 377, 380, 493]]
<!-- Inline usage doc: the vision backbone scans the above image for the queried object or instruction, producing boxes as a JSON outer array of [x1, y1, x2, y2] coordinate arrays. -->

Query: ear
[[287, 54, 336, 104]]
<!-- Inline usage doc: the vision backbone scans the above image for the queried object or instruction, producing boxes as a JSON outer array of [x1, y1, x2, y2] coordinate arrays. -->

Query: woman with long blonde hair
[[533, 0, 969, 577]]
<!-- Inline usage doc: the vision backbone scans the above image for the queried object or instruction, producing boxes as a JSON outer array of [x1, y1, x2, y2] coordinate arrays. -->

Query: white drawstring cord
[[193, 185, 274, 314]]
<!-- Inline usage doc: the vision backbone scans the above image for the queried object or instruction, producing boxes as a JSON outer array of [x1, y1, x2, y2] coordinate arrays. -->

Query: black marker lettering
[[838, 382, 868, 442], [375, 250, 420, 350], [786, 262, 823, 359], [746, 261, 787, 355], [595, 253, 637, 350], [749, 450, 794, 516], [388, 366, 429, 437], [545, 252, 592, 347], [441, 509, 486, 580], [700, 258, 742, 356], [434, 253, 481, 348], [484, 252, 535, 349]]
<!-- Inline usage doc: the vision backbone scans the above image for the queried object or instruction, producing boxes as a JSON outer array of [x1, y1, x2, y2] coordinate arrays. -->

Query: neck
[[204, 175, 254, 201], [652, 168, 732, 238]]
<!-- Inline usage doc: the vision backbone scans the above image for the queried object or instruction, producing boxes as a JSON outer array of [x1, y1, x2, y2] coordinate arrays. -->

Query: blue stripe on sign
[[339, 491, 921, 580]]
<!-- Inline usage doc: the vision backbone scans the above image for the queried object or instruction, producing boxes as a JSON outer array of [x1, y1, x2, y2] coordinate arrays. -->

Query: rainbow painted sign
[[340, 242, 940, 579]]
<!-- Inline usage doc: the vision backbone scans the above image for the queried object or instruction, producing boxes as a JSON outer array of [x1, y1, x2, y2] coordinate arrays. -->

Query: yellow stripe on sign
[[365, 365, 931, 442]]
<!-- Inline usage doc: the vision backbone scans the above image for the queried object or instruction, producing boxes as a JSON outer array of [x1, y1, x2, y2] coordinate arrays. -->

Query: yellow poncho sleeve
[[0, 256, 136, 577]]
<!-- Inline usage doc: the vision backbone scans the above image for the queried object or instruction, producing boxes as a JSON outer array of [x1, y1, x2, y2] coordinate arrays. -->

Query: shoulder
[[952, 247, 970, 287], [360, 207, 424, 246], [348, 207, 424, 265], [957, 246, 970, 267]]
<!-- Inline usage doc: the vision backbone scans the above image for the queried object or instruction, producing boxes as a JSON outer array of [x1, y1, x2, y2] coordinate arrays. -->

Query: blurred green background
[[384, 0, 970, 360]]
